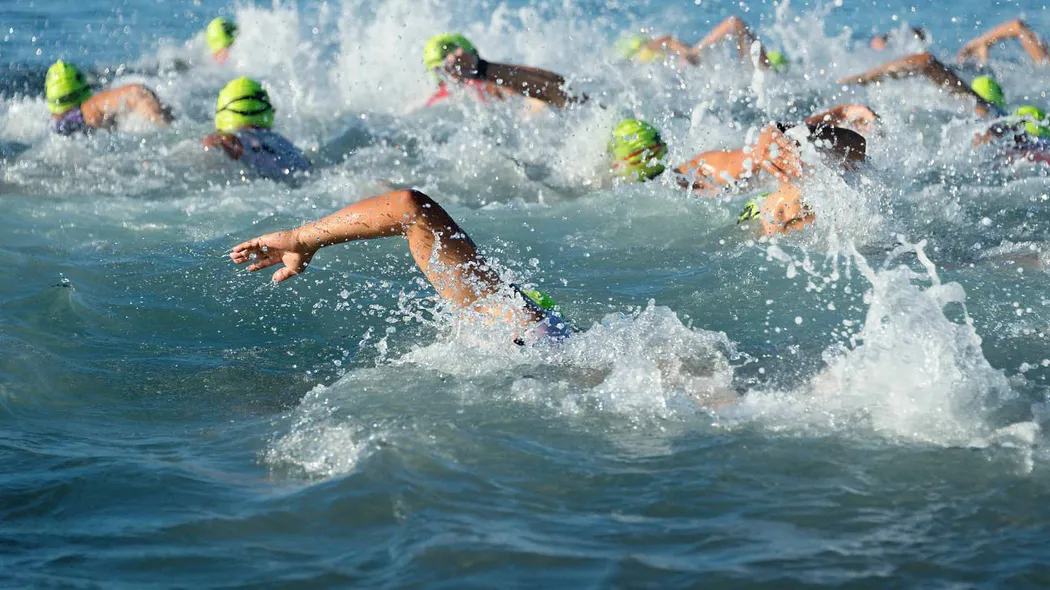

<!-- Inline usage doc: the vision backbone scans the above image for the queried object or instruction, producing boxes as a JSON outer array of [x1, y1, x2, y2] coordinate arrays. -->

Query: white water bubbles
[[734, 237, 1040, 470]]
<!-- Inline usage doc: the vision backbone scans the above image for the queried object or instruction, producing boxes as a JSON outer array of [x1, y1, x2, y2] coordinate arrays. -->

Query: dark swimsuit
[[54, 107, 92, 137]]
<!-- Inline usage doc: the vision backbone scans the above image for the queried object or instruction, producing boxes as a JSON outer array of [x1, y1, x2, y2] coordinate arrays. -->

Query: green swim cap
[[45, 60, 92, 115], [215, 77, 274, 132], [1016, 105, 1050, 137], [765, 50, 788, 73], [206, 17, 237, 53], [423, 33, 477, 71], [971, 75, 1005, 109], [615, 34, 647, 59], [738, 192, 771, 224], [609, 118, 667, 182], [524, 288, 558, 312]]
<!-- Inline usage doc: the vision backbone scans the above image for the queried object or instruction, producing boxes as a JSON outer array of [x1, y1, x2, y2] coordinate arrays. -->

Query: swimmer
[[206, 17, 237, 64], [230, 189, 569, 344], [837, 52, 1003, 116], [201, 77, 312, 181], [617, 16, 788, 72], [46, 60, 173, 136], [869, 26, 928, 51], [957, 19, 1049, 66], [973, 104, 1050, 163], [606, 117, 866, 235], [842, 57, 1050, 158], [423, 33, 581, 110]]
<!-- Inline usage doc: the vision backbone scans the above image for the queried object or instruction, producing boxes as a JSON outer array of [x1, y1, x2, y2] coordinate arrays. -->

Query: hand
[[957, 39, 989, 64], [753, 126, 803, 182], [230, 229, 317, 282], [443, 48, 482, 80]]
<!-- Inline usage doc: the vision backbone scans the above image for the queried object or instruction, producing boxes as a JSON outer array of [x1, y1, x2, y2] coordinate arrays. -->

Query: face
[[870, 35, 888, 51]]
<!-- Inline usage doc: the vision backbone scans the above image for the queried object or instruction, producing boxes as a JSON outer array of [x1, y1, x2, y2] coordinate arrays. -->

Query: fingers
[[272, 266, 301, 283], [230, 238, 263, 264], [246, 254, 280, 273], [761, 160, 792, 183]]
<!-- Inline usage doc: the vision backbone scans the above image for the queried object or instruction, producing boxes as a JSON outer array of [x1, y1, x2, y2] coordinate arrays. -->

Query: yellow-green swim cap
[[1016, 105, 1050, 138], [423, 33, 477, 71], [207, 17, 237, 53], [765, 50, 788, 73], [971, 75, 1005, 109], [215, 77, 274, 132], [609, 118, 668, 182], [615, 34, 665, 63], [524, 288, 559, 312], [45, 60, 92, 115]]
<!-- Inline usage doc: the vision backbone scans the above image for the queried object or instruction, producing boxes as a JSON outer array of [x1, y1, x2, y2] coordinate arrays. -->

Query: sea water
[[3, 0, 1050, 586]]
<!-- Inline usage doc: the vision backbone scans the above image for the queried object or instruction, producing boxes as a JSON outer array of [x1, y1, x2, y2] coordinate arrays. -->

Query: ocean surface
[[4, 0, 1050, 587]]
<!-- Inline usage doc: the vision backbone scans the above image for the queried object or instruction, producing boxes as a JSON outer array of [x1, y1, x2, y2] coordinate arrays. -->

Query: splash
[[739, 239, 1036, 456]]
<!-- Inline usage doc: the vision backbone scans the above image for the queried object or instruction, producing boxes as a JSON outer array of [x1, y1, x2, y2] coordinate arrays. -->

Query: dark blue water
[[4, 0, 1050, 587]]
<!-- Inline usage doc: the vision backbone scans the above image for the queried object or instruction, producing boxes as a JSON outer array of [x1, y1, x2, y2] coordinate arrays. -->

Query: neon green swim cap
[[738, 192, 771, 224], [206, 17, 237, 53], [45, 60, 92, 115], [524, 288, 558, 312], [765, 50, 788, 73], [609, 118, 667, 182], [215, 77, 274, 132], [1016, 105, 1050, 138], [615, 34, 647, 59], [971, 75, 1005, 109], [423, 33, 477, 71]]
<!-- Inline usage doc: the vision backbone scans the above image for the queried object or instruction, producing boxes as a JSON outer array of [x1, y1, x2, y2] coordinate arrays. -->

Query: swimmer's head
[[206, 17, 237, 54], [1016, 105, 1050, 138], [215, 77, 274, 132], [424, 33, 477, 79], [45, 60, 92, 115], [971, 75, 1005, 109], [609, 118, 668, 182], [524, 288, 559, 312], [765, 50, 789, 73], [615, 34, 647, 59], [738, 192, 770, 224]]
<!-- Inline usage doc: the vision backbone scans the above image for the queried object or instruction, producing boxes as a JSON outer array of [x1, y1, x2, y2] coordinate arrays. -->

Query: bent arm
[[649, 35, 700, 65], [695, 16, 772, 68], [444, 49, 581, 108], [231, 190, 509, 310], [958, 19, 1050, 65], [676, 124, 803, 194], [80, 84, 174, 130], [837, 53, 995, 116]]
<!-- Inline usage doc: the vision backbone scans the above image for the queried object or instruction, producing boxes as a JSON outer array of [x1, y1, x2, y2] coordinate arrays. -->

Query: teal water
[[4, 0, 1050, 587]]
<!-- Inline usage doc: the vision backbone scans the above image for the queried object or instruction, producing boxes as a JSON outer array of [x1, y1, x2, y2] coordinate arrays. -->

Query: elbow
[[395, 189, 442, 220], [724, 15, 745, 31]]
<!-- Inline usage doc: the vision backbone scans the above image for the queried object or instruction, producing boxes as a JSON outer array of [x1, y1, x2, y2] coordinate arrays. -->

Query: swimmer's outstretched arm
[[805, 104, 879, 136], [648, 35, 701, 65], [443, 49, 582, 108], [958, 19, 1050, 65], [870, 27, 926, 51], [676, 124, 803, 194], [230, 190, 526, 314], [694, 16, 774, 69], [81, 84, 174, 130], [837, 52, 996, 116]]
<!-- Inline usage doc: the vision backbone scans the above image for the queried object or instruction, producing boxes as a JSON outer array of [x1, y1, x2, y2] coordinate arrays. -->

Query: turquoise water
[[4, 0, 1050, 586]]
